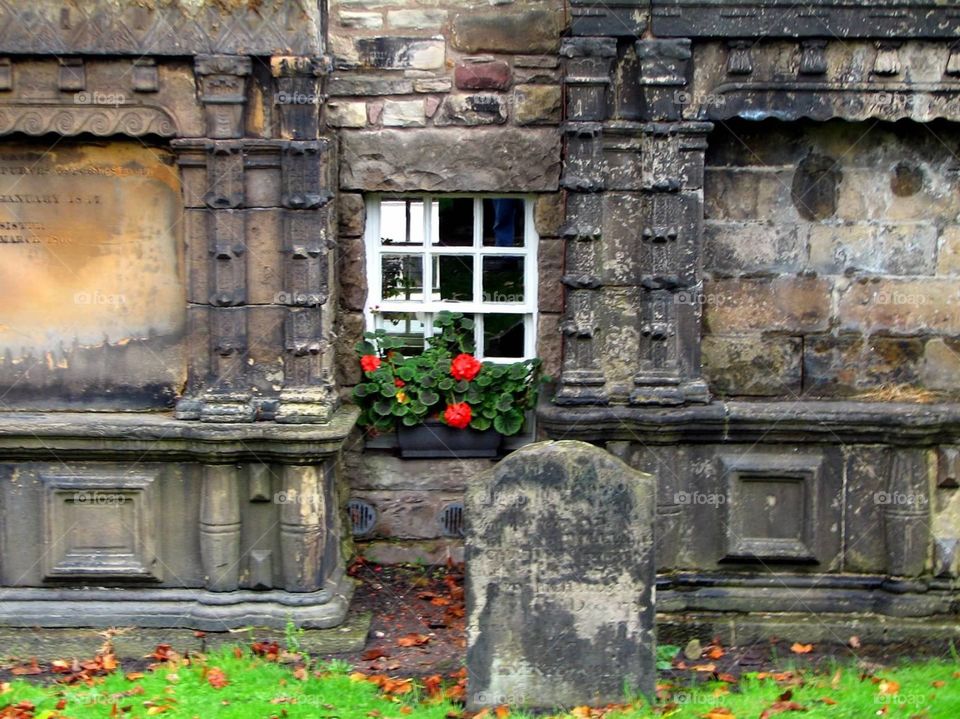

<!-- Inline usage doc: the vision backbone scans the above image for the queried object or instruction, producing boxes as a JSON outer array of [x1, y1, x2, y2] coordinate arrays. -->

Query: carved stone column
[[555, 37, 617, 406], [195, 55, 251, 139], [275, 140, 338, 424], [629, 122, 711, 405], [884, 449, 931, 584], [200, 465, 241, 591], [271, 55, 327, 141], [280, 465, 325, 591]]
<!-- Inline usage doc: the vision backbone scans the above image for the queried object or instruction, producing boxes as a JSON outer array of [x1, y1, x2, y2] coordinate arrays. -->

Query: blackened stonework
[[466, 442, 656, 709]]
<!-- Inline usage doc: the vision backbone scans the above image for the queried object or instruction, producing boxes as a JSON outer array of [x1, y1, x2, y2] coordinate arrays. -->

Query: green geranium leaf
[[353, 384, 369, 398], [470, 416, 492, 431], [356, 340, 377, 354], [374, 400, 394, 416], [402, 414, 420, 426], [494, 412, 524, 436], [419, 390, 440, 406], [438, 378, 454, 391], [380, 384, 397, 397], [391, 403, 408, 417]]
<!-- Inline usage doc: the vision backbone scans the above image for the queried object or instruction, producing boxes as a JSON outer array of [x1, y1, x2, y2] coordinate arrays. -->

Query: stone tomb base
[[0, 410, 358, 630]]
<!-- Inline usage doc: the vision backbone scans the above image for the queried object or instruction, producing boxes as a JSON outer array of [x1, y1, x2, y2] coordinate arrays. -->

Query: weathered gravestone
[[466, 440, 656, 710]]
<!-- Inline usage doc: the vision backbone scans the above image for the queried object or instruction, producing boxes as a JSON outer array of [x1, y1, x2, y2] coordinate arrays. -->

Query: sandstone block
[[340, 128, 561, 192], [513, 84, 562, 125], [382, 99, 426, 127], [455, 60, 511, 91], [703, 277, 832, 334], [701, 335, 802, 396], [452, 5, 562, 54], [434, 94, 507, 126]]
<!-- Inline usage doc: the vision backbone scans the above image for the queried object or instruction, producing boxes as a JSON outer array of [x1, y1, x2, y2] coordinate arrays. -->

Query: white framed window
[[363, 195, 538, 361]]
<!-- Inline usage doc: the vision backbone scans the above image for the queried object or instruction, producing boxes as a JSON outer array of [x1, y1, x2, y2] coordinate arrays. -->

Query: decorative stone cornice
[[0, 103, 177, 136], [651, 1, 960, 39], [0, 0, 322, 56]]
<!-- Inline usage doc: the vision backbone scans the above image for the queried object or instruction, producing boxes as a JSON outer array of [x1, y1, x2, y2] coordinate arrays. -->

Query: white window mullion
[[422, 198, 433, 307]]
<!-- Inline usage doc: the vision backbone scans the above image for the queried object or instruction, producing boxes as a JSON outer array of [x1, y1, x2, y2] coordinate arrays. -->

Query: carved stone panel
[[40, 467, 160, 582], [720, 452, 825, 562]]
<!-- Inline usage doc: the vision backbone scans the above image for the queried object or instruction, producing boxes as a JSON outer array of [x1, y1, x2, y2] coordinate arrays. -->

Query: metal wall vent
[[348, 499, 377, 537], [440, 502, 465, 538]]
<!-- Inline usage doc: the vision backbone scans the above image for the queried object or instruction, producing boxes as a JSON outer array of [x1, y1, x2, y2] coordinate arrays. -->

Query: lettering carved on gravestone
[[0, 142, 185, 407], [466, 441, 656, 710]]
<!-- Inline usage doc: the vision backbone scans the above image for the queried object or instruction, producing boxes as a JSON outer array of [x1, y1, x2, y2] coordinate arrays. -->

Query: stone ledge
[[0, 611, 370, 662], [0, 406, 360, 462], [540, 399, 960, 445], [0, 573, 356, 631]]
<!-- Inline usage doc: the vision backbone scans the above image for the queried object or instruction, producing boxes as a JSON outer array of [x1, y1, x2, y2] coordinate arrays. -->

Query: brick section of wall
[[702, 120, 960, 399]]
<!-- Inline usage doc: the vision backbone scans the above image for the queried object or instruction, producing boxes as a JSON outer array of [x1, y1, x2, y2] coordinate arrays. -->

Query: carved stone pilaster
[[635, 39, 692, 121], [271, 55, 329, 141], [276, 141, 338, 424], [195, 55, 251, 139], [556, 193, 607, 405], [628, 122, 712, 406], [561, 37, 617, 122], [280, 465, 325, 592], [200, 465, 241, 592], [883, 449, 931, 584]]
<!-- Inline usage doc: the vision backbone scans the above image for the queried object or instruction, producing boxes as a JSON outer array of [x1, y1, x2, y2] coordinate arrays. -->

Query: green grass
[[2, 650, 959, 718]]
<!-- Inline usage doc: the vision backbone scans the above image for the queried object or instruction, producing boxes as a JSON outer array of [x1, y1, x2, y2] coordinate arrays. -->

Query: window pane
[[432, 255, 474, 302], [483, 314, 525, 358], [377, 312, 427, 353], [482, 256, 524, 304], [380, 200, 424, 245], [436, 197, 474, 246], [482, 198, 524, 247], [381, 254, 423, 300]]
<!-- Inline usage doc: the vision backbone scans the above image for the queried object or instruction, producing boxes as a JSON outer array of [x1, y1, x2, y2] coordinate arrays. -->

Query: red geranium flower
[[443, 402, 472, 429], [394, 378, 405, 387], [360, 355, 381, 373], [450, 353, 482, 382]]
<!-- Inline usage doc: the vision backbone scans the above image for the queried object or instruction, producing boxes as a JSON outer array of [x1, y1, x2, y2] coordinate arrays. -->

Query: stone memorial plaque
[[0, 142, 186, 408], [466, 440, 656, 710]]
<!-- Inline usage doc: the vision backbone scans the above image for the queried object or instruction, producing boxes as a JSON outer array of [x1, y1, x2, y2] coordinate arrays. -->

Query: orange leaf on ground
[[877, 679, 900, 696], [362, 648, 389, 661], [790, 643, 813, 654], [125, 672, 145, 681], [207, 667, 229, 689], [702, 708, 734, 718], [400, 706, 413, 714], [10, 659, 42, 676], [692, 663, 717, 672], [818, 697, 838, 705], [424, 675, 443, 697], [759, 701, 807, 718], [706, 645, 726, 660], [494, 705, 509, 719], [397, 633, 430, 647]]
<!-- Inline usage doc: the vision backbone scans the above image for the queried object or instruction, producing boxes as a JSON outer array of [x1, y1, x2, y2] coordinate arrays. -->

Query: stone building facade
[[0, 0, 957, 637]]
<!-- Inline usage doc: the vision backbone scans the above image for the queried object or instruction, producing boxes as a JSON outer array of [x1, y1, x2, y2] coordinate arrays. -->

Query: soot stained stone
[[791, 153, 842, 221]]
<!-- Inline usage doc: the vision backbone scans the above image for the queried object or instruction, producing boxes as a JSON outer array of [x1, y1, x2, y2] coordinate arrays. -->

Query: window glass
[[483, 314, 525, 358], [381, 254, 423, 301], [482, 256, 524, 304], [482, 198, 524, 247], [432, 255, 474, 302], [377, 312, 427, 353], [436, 197, 474, 246], [380, 200, 424, 245]]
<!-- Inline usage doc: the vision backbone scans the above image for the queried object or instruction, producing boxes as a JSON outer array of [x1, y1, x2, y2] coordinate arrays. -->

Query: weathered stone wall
[[702, 119, 960, 399], [329, 0, 567, 389]]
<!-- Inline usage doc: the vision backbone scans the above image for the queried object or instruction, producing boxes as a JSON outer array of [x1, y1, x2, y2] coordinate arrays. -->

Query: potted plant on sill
[[353, 312, 544, 458]]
